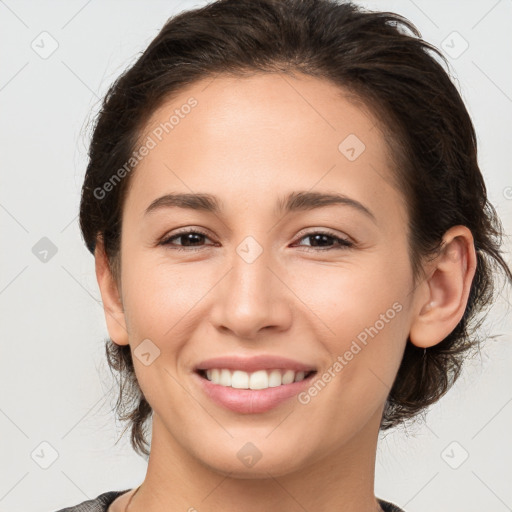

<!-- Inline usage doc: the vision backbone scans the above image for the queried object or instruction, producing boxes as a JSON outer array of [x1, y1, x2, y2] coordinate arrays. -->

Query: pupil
[[183, 233, 203, 246], [311, 234, 329, 246]]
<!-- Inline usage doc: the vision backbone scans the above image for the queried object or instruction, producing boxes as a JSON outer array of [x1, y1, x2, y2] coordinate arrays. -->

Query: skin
[[96, 72, 477, 512]]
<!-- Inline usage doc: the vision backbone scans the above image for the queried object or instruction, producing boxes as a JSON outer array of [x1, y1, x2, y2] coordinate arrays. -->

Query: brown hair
[[79, 0, 512, 457]]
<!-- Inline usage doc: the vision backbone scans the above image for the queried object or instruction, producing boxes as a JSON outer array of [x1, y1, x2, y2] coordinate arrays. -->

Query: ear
[[95, 236, 129, 346], [409, 225, 477, 348]]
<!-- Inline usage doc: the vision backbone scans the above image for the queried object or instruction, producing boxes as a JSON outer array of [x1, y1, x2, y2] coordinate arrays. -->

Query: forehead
[[125, 72, 404, 224]]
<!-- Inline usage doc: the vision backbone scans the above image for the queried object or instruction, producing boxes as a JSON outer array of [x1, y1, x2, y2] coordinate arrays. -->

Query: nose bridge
[[230, 234, 275, 310], [211, 233, 291, 338]]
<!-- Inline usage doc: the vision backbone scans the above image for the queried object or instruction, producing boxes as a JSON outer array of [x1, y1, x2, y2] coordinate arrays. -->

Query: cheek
[[121, 252, 206, 336], [290, 249, 410, 335], [120, 259, 205, 411], [291, 250, 410, 405]]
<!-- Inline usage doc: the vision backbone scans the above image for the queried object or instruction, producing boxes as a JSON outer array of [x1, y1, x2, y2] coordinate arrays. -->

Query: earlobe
[[94, 237, 129, 346], [409, 226, 477, 349]]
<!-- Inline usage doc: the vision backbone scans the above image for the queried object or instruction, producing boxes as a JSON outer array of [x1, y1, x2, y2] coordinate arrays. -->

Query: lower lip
[[192, 371, 316, 414]]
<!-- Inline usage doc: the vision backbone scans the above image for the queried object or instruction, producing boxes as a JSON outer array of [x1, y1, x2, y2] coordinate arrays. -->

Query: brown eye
[[160, 229, 214, 251], [159, 229, 353, 252], [294, 231, 353, 251]]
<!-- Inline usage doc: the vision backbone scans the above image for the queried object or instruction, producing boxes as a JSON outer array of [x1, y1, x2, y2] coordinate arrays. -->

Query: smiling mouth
[[196, 368, 317, 390]]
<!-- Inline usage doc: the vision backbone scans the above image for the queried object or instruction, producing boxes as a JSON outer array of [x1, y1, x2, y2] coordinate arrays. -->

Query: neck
[[130, 408, 384, 512]]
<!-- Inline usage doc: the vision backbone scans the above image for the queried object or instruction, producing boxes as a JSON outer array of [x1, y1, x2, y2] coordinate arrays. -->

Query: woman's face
[[112, 72, 418, 476]]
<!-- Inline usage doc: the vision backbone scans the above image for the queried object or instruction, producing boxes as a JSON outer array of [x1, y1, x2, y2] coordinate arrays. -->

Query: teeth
[[232, 370, 249, 389], [202, 368, 310, 389], [294, 371, 305, 382], [248, 370, 267, 390], [219, 369, 231, 386], [268, 369, 282, 387]]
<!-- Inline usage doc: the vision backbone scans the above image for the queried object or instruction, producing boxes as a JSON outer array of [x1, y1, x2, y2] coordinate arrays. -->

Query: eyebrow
[[144, 191, 376, 223]]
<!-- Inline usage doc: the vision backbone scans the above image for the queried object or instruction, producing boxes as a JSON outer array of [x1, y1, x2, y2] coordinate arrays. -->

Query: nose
[[209, 243, 293, 340]]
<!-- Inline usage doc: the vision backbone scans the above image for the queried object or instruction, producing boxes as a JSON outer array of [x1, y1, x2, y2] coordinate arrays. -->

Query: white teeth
[[202, 368, 311, 389], [294, 371, 305, 382], [231, 370, 249, 389], [268, 369, 282, 388], [249, 370, 268, 390], [219, 369, 231, 386], [282, 369, 295, 385]]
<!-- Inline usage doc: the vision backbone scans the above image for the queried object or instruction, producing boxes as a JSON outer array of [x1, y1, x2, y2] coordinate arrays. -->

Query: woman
[[57, 0, 511, 510]]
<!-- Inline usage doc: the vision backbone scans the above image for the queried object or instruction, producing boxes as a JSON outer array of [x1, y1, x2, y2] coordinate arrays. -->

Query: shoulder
[[378, 497, 406, 512], [54, 491, 402, 512], [54, 489, 130, 512]]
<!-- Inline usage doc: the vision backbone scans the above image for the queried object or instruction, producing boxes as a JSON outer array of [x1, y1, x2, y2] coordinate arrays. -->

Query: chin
[[196, 442, 311, 479]]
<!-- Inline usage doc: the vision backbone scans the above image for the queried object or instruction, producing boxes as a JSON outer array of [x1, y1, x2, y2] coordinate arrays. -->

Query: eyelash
[[159, 228, 354, 252]]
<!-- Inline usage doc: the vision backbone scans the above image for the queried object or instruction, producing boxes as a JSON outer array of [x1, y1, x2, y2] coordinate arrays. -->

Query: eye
[[159, 228, 353, 252], [293, 230, 354, 251], [159, 229, 215, 251]]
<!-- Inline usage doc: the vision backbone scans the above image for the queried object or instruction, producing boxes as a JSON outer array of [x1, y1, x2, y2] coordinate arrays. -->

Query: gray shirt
[[54, 490, 406, 511]]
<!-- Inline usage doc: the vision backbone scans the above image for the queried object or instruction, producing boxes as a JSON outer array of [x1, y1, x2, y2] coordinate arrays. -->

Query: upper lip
[[195, 355, 317, 373]]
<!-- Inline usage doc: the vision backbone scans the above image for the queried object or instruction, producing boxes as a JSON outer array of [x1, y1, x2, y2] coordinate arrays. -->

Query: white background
[[0, 1, 511, 511]]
